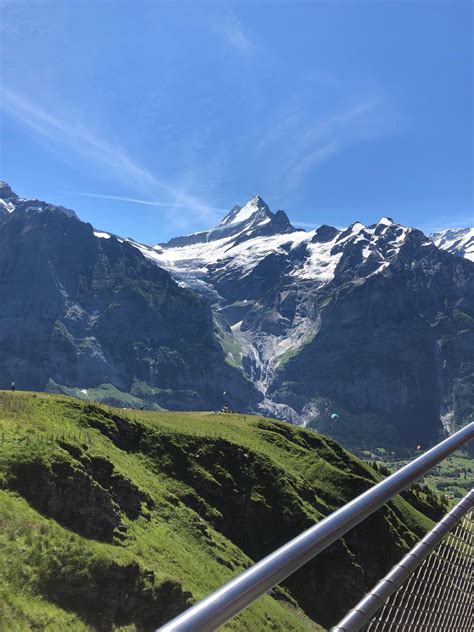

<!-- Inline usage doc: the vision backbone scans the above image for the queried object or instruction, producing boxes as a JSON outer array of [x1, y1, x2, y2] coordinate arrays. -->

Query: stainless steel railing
[[157, 422, 474, 632]]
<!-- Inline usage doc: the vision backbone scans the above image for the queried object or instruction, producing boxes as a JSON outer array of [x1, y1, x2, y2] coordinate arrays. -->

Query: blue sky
[[1, 1, 472, 243]]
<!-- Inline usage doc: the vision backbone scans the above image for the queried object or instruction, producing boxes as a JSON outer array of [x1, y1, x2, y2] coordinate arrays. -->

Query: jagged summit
[[0, 181, 18, 200], [0, 181, 79, 220], [0, 182, 18, 216], [160, 195, 296, 248], [217, 195, 271, 228], [143, 212, 425, 308], [430, 227, 474, 262]]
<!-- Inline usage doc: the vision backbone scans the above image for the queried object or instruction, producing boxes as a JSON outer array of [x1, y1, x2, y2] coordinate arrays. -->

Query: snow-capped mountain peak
[[217, 195, 270, 228], [430, 227, 474, 262], [132, 205, 421, 307], [160, 195, 295, 249], [1, 182, 472, 447]]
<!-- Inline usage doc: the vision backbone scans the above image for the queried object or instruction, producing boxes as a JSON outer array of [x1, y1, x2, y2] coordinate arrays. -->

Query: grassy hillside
[[0, 392, 443, 631]]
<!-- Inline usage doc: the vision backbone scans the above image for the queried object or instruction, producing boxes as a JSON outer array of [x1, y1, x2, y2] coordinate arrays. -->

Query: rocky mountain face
[[0, 186, 259, 411], [1, 182, 473, 447], [430, 228, 474, 262], [129, 200, 474, 448]]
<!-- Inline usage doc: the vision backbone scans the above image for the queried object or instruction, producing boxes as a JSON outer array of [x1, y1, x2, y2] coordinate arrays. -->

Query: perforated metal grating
[[363, 509, 473, 632]]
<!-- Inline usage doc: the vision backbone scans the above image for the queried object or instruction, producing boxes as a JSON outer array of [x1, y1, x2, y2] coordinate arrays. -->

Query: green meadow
[[0, 392, 444, 631]]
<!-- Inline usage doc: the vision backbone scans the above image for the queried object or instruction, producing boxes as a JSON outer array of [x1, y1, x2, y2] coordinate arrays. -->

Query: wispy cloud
[[1, 88, 223, 223], [68, 192, 225, 216], [285, 142, 340, 187], [211, 11, 256, 57], [283, 100, 380, 187], [257, 97, 398, 193]]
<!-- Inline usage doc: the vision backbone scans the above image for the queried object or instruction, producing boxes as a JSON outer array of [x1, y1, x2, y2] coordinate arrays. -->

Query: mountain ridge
[[0, 191, 260, 412], [430, 227, 474, 262], [124, 195, 474, 445], [0, 180, 79, 220], [1, 181, 473, 448], [159, 195, 296, 249]]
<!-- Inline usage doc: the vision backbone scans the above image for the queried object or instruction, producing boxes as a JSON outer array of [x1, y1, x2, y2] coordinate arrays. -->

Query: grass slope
[[0, 392, 443, 631]]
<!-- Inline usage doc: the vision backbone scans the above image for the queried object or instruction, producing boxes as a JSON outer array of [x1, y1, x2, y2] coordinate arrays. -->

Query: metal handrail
[[157, 422, 474, 632], [330, 488, 474, 631]]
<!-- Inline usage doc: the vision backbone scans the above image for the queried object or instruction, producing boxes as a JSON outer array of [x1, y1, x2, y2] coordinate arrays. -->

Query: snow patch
[[135, 230, 311, 284], [431, 228, 474, 262], [219, 197, 263, 226], [291, 239, 342, 282], [0, 199, 15, 213]]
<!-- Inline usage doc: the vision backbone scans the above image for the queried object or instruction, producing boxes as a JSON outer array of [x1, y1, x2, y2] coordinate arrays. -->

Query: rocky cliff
[[136, 200, 474, 448], [0, 192, 259, 411]]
